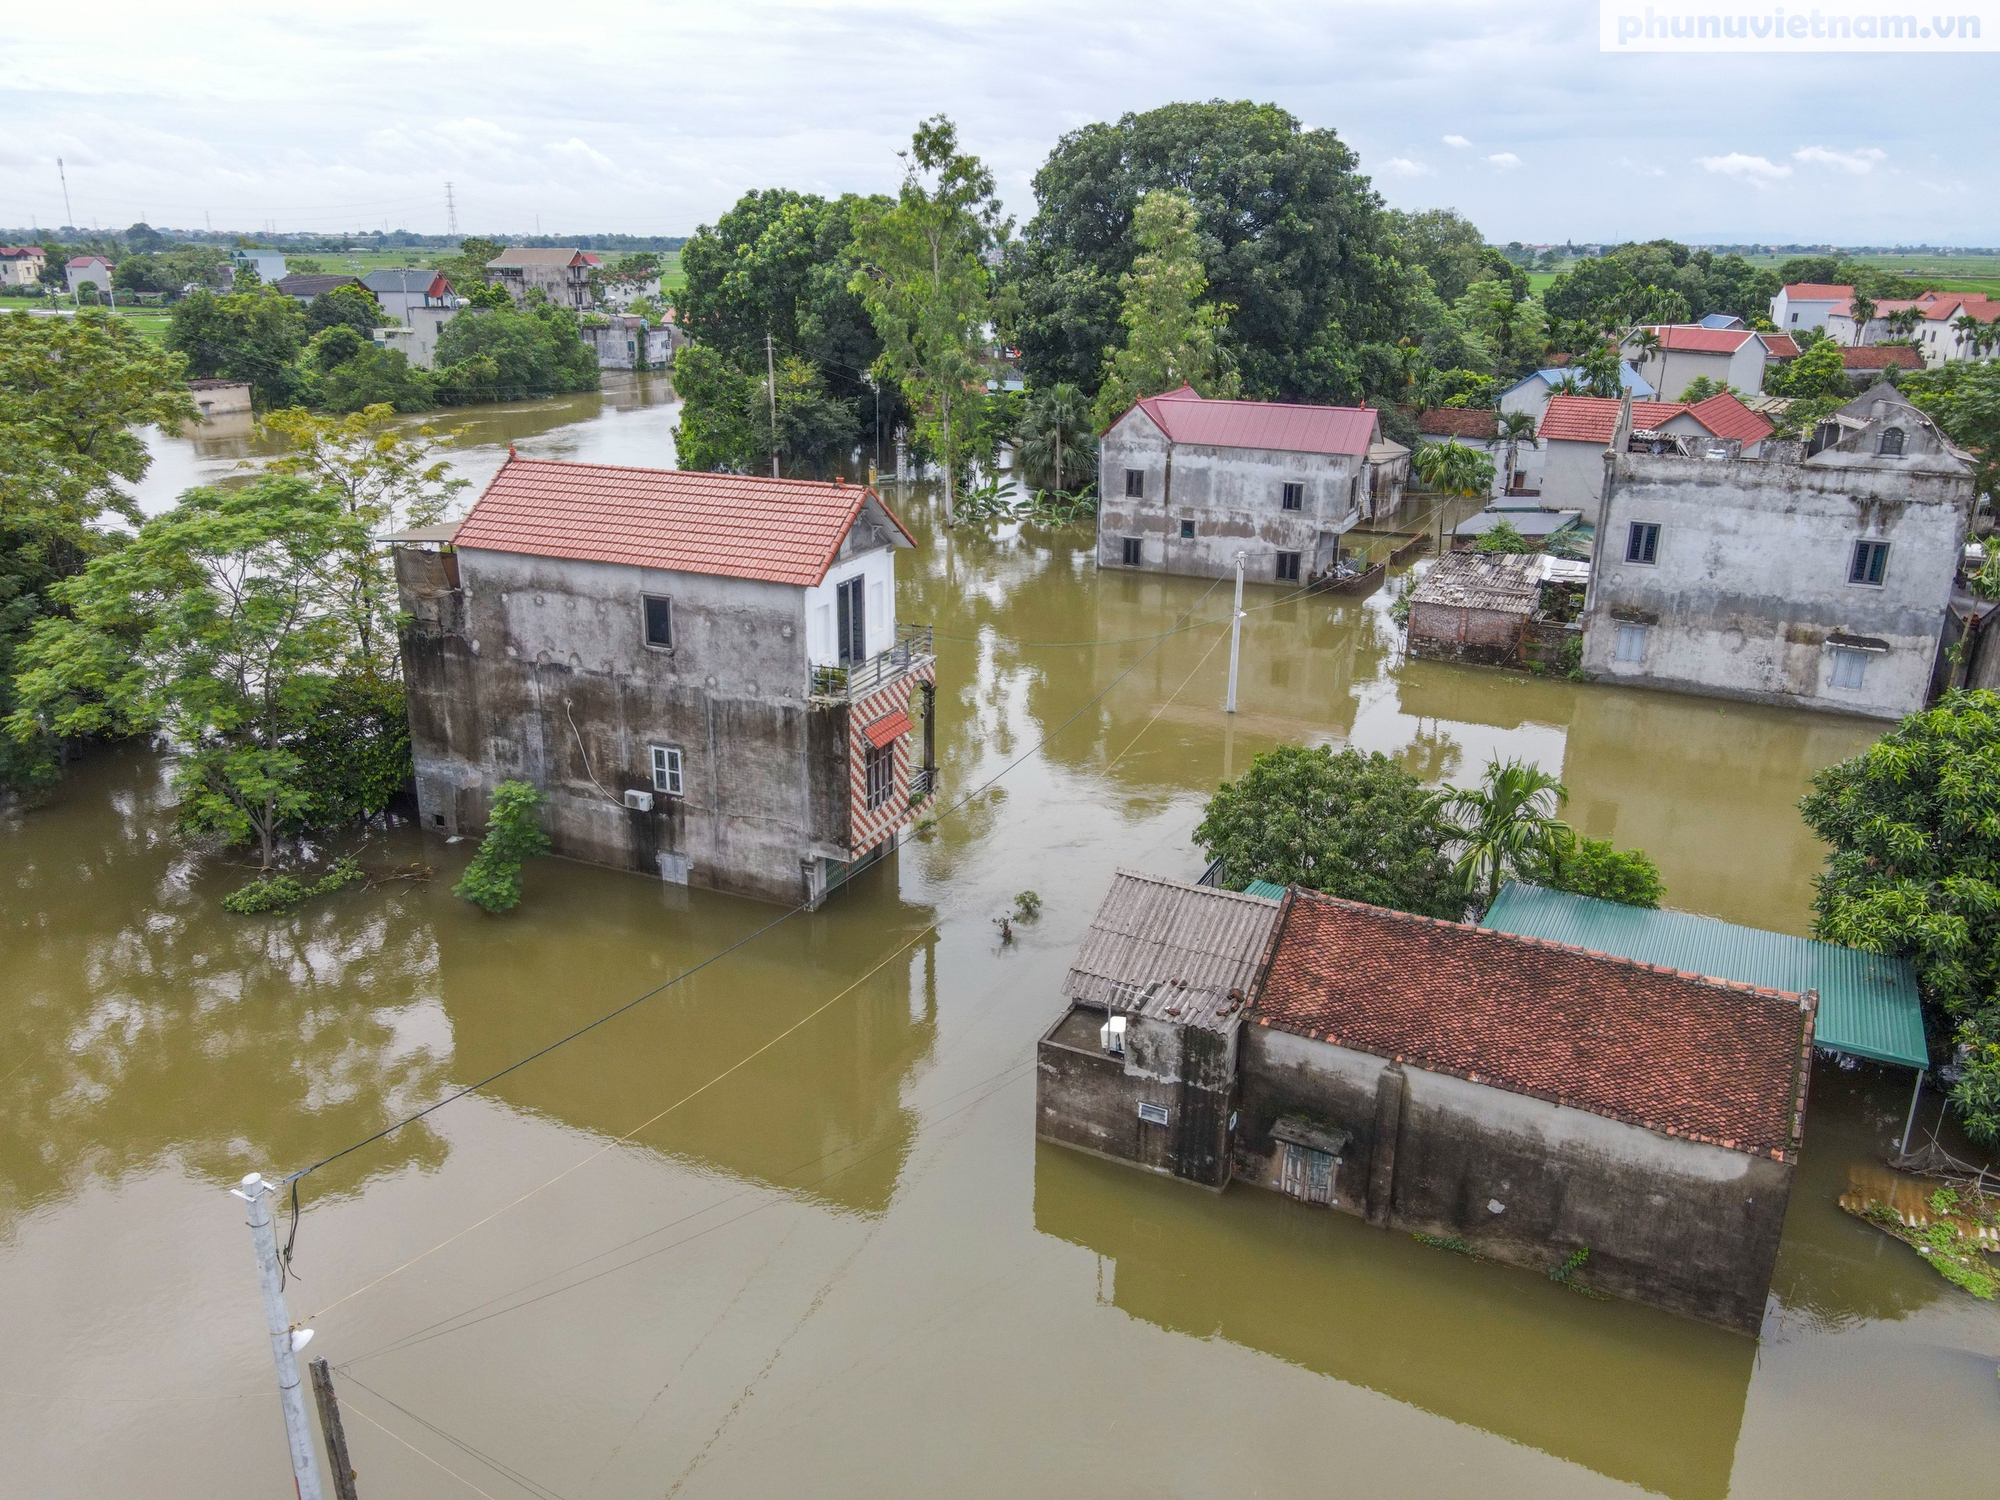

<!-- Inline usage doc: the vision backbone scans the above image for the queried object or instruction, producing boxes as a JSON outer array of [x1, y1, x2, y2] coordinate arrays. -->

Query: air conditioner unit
[[623, 789, 655, 812]]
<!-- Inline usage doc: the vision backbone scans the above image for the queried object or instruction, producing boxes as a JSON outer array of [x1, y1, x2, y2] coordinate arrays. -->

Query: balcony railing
[[810, 624, 934, 701]]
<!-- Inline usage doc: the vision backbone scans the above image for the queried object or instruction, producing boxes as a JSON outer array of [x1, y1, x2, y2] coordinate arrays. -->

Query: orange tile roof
[[1537, 392, 1772, 447], [451, 459, 913, 588], [1761, 334, 1801, 358], [1782, 282, 1854, 301], [1647, 324, 1761, 353], [1842, 346, 1924, 370], [1685, 391, 1777, 444], [1252, 890, 1815, 1160]]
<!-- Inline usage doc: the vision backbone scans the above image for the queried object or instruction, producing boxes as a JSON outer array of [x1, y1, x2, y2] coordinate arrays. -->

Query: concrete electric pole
[[1225, 551, 1246, 714], [232, 1173, 324, 1500], [766, 332, 780, 478]]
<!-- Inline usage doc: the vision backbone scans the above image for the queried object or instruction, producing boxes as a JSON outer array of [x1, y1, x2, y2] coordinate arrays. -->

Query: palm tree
[[1953, 312, 1982, 359], [1438, 757, 1571, 913], [1411, 439, 1496, 499], [1626, 327, 1662, 391], [1016, 383, 1094, 495], [1497, 410, 1537, 494], [1885, 307, 1922, 341], [1849, 292, 1877, 347], [1578, 341, 1625, 399]]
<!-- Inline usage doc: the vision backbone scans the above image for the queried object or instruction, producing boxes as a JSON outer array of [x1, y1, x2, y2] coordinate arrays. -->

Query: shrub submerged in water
[[453, 780, 553, 913]]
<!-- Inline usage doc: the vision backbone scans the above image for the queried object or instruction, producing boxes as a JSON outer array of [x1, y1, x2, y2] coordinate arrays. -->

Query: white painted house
[[1621, 325, 1768, 401], [1535, 393, 1774, 524], [1769, 282, 1854, 333]]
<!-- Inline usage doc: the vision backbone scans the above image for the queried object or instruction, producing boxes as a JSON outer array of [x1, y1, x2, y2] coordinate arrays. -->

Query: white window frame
[[1614, 624, 1648, 663], [650, 744, 684, 796]]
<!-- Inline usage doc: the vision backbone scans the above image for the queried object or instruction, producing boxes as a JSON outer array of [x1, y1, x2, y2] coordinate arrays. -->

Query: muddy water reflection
[[7, 403, 1999, 1499]]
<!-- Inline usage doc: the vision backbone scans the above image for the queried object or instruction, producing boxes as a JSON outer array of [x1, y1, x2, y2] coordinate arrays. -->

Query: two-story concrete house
[[361, 269, 459, 367], [1096, 386, 1409, 585], [1622, 324, 1769, 400], [486, 248, 601, 311], [389, 459, 937, 906], [1583, 386, 1976, 719], [1769, 282, 1853, 333], [65, 256, 112, 298], [0, 245, 47, 287], [1537, 392, 1774, 523]]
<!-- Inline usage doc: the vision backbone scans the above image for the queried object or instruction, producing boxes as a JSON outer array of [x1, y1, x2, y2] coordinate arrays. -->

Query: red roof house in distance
[[387, 459, 935, 906], [0, 244, 46, 288], [1536, 391, 1775, 519], [1234, 888, 1814, 1330], [1622, 323, 1771, 400], [1770, 282, 1855, 333], [1098, 385, 1412, 585], [484, 246, 605, 310]]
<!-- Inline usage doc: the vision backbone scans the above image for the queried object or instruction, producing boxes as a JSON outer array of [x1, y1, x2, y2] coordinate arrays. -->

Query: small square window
[[1614, 624, 1647, 663], [650, 745, 683, 796], [1124, 468, 1145, 498], [1281, 481, 1304, 511], [642, 594, 673, 649], [1850, 539, 1890, 586], [1830, 648, 1869, 689], [1179, 518, 1195, 539], [1275, 551, 1301, 583], [1121, 536, 1143, 567], [1626, 522, 1660, 565]]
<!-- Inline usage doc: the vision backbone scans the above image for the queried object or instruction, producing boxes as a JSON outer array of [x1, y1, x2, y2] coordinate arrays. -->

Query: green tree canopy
[[1411, 439, 1495, 498], [1472, 519, 1535, 555], [1194, 743, 1462, 918], [1798, 690, 2000, 1139], [1764, 338, 1848, 400], [1521, 835, 1665, 907], [166, 286, 309, 407], [1903, 359, 2000, 507], [670, 343, 858, 476], [307, 284, 382, 336], [433, 300, 599, 395], [1091, 189, 1238, 429], [1438, 757, 1570, 912], [1015, 382, 1096, 495], [1388, 208, 1523, 305], [455, 780, 552, 913], [1011, 100, 1410, 404]]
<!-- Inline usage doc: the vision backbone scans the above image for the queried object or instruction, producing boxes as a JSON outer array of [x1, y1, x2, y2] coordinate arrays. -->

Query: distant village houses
[[1097, 386, 1410, 585], [1621, 324, 1771, 401], [65, 256, 112, 298], [1824, 290, 2000, 366], [0, 245, 46, 287], [362, 269, 460, 368], [389, 461, 936, 907], [274, 271, 366, 305], [486, 247, 602, 311]]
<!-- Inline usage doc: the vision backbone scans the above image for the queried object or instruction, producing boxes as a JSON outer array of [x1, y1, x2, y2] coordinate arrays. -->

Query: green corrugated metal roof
[[1243, 879, 1288, 901], [1483, 882, 1927, 1070]]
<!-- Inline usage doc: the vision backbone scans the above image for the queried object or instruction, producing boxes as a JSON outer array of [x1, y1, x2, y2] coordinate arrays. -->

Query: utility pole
[[57, 157, 73, 228], [232, 1173, 324, 1500], [1225, 551, 1246, 714], [445, 182, 458, 239], [309, 1359, 361, 1500], [765, 332, 780, 478]]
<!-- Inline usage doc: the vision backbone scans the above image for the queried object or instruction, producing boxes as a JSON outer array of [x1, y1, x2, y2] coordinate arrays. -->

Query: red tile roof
[[1252, 891, 1815, 1160], [1685, 391, 1777, 444], [451, 459, 914, 588], [1537, 392, 1772, 447], [1415, 407, 1499, 439], [1646, 324, 1761, 353], [1760, 334, 1801, 359], [1781, 283, 1854, 301], [1127, 385, 1379, 457], [1538, 395, 1693, 444], [1842, 346, 1924, 370]]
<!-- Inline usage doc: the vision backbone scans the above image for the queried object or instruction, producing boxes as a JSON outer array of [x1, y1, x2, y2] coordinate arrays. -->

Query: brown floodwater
[[8, 383, 1998, 1498]]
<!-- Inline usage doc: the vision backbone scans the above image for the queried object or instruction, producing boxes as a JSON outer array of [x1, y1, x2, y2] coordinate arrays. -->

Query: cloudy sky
[[4, 0, 1991, 245]]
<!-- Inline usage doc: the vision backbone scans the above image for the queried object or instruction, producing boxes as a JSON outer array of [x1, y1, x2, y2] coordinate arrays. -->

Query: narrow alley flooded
[[5, 389, 1995, 1499]]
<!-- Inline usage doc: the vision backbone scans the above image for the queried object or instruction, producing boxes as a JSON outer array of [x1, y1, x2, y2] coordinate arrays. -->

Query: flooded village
[[6, 45, 2000, 1500]]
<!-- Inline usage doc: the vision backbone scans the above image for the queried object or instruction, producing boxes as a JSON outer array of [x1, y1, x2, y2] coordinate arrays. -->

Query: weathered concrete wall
[[400, 546, 858, 904], [1584, 436, 1971, 720], [1540, 439, 1610, 521], [1236, 1025, 1792, 1332], [1408, 602, 1529, 665], [1096, 411, 1364, 582]]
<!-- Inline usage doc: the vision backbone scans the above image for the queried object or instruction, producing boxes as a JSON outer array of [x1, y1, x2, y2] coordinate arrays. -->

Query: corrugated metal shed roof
[[1483, 882, 1926, 1069], [1064, 870, 1279, 1032], [1408, 551, 1541, 613], [1242, 879, 1288, 900]]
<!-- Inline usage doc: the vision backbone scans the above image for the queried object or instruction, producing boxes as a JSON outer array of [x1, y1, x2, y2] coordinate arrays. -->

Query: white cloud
[[1443, 134, 1471, 148], [1698, 153, 1793, 183], [1615, 156, 1667, 179], [1793, 145, 1887, 174], [1487, 152, 1520, 168], [1382, 156, 1431, 176]]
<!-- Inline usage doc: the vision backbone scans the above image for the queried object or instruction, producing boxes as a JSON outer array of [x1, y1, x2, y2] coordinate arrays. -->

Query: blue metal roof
[[1510, 364, 1658, 400], [1483, 882, 1927, 1070]]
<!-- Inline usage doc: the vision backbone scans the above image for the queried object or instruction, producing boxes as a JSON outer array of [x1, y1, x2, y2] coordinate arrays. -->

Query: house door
[[1280, 1142, 1335, 1205], [836, 576, 866, 664]]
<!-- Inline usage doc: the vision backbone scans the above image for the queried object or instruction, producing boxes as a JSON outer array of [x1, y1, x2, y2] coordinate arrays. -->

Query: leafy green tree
[[0, 310, 195, 790], [1194, 744, 1462, 918], [258, 404, 465, 672], [1452, 279, 1547, 379], [1472, 519, 1535, 555], [1439, 758, 1571, 913], [7, 478, 360, 868], [1015, 382, 1096, 495], [1798, 690, 2000, 1140], [1497, 409, 1537, 489], [454, 780, 552, 913], [1902, 359, 2000, 507], [432, 237, 507, 293], [1522, 835, 1665, 907], [1011, 100, 1410, 403], [851, 115, 1006, 520], [1576, 341, 1625, 397], [307, 284, 381, 336], [166, 286, 309, 407], [1092, 189, 1238, 429], [316, 344, 436, 415], [1388, 208, 1523, 305], [285, 673, 411, 826], [1764, 337, 1848, 400], [433, 300, 599, 395], [1677, 375, 1740, 402], [670, 343, 858, 476], [114, 246, 231, 297], [1411, 439, 1495, 498]]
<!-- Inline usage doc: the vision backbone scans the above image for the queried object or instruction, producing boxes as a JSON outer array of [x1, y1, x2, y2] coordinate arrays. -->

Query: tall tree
[[1438, 757, 1571, 912], [1012, 100, 1409, 403], [850, 115, 1007, 521], [1091, 190, 1238, 429], [165, 286, 309, 407], [7, 479, 361, 868], [1015, 382, 1095, 495], [1410, 440, 1495, 498]]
